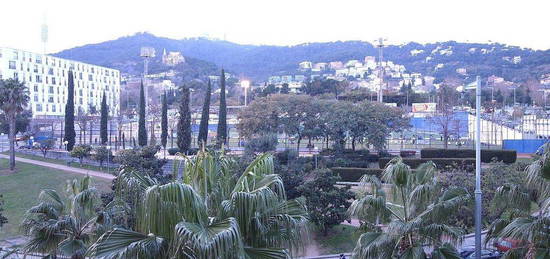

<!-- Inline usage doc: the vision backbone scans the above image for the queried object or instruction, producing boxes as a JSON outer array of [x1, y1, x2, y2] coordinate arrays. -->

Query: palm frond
[[87, 228, 166, 259]]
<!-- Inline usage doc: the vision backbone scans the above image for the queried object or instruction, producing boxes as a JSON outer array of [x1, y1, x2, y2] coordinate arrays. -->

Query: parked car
[[460, 247, 502, 259], [460, 248, 502, 259], [494, 238, 523, 253]]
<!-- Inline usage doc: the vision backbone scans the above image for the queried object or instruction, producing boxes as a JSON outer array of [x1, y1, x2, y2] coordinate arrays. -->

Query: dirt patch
[[0, 169, 17, 176]]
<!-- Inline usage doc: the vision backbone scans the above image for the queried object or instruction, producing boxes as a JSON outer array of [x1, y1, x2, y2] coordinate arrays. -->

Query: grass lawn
[[2, 151, 115, 174], [314, 224, 359, 254], [0, 160, 112, 240]]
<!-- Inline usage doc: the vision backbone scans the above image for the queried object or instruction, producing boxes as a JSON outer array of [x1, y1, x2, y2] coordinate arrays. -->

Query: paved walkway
[[0, 154, 115, 180]]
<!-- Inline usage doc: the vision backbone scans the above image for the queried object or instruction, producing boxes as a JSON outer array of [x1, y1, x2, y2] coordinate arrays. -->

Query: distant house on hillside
[[162, 49, 185, 66]]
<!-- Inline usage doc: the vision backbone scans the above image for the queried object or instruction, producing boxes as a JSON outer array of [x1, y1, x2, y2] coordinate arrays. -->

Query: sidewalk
[[0, 154, 115, 180]]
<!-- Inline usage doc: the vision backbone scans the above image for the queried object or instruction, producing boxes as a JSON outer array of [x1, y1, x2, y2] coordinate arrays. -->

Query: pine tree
[[216, 69, 227, 146], [100, 92, 108, 144], [177, 87, 192, 153], [64, 70, 76, 151], [138, 80, 147, 146], [161, 91, 168, 150], [197, 80, 211, 146]]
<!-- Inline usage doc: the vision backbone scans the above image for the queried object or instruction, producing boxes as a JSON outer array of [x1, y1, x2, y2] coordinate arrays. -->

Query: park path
[[0, 154, 115, 180]]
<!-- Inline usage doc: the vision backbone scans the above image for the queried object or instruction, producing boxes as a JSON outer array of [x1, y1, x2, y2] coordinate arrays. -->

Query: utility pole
[[474, 76, 483, 259], [140, 47, 155, 113], [376, 38, 386, 103]]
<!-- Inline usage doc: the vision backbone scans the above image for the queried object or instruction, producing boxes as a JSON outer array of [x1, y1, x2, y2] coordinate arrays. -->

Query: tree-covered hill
[[54, 32, 550, 82]]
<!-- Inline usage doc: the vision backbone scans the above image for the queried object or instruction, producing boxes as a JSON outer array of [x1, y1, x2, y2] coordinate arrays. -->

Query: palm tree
[[21, 176, 104, 258], [87, 151, 308, 258], [0, 79, 30, 171], [348, 157, 470, 258], [486, 144, 550, 258]]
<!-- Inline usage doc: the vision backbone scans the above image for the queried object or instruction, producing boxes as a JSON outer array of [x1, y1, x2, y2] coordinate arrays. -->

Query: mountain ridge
[[54, 32, 550, 83]]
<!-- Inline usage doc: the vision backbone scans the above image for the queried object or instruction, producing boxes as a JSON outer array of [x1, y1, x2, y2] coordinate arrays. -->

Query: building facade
[[0, 47, 120, 118]]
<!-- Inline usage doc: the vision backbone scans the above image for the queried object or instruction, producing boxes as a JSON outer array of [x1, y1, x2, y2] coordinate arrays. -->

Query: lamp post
[[63, 140, 69, 150], [241, 80, 250, 106], [0, 133, 4, 152], [474, 76, 483, 259]]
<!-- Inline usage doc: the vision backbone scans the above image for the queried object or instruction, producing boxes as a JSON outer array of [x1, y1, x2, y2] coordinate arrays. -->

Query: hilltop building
[[162, 49, 185, 66], [0, 47, 121, 118]]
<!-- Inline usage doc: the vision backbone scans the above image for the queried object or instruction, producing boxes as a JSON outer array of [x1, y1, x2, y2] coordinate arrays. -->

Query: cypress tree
[[197, 80, 211, 146], [64, 70, 76, 151], [177, 87, 191, 153], [161, 91, 168, 150], [138, 80, 147, 146], [100, 92, 108, 144], [216, 69, 227, 146]]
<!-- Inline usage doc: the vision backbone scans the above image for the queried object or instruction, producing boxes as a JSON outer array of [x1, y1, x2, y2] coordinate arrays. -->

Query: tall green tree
[[160, 91, 168, 151], [87, 152, 308, 258], [197, 80, 211, 146], [217, 69, 228, 146], [138, 80, 147, 146], [21, 176, 103, 259], [486, 143, 550, 258], [177, 87, 191, 153], [0, 79, 30, 171], [100, 92, 108, 144], [64, 71, 76, 151], [348, 158, 470, 258]]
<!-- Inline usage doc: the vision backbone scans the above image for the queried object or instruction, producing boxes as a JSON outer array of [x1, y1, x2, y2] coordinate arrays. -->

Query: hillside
[[54, 32, 550, 82]]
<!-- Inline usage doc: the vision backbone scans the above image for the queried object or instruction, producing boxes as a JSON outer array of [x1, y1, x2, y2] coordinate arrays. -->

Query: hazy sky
[[2, 0, 548, 53]]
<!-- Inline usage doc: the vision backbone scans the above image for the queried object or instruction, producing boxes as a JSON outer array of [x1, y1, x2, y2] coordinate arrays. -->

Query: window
[[79, 89, 83, 96], [49, 86, 54, 94], [48, 96, 54, 103], [34, 95, 38, 102], [79, 73, 83, 80], [12, 50, 18, 60], [34, 85, 38, 91], [88, 74, 93, 81], [36, 104, 42, 112], [52, 78, 56, 85], [13, 72, 18, 79], [9, 61, 16, 69], [52, 105, 56, 112], [79, 98, 83, 105], [34, 65, 38, 73], [35, 55, 42, 64], [48, 68, 54, 75], [35, 75, 42, 83]]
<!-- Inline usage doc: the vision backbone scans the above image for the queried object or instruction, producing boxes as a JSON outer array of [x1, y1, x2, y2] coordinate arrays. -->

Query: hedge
[[420, 149, 517, 164], [167, 147, 180, 155], [330, 167, 383, 182], [325, 159, 372, 168], [379, 157, 476, 169]]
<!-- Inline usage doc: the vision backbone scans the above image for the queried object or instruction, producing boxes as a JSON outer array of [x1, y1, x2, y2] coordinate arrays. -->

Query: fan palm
[[0, 78, 30, 171], [21, 175, 103, 258], [348, 157, 470, 258], [87, 151, 308, 258], [486, 144, 550, 258]]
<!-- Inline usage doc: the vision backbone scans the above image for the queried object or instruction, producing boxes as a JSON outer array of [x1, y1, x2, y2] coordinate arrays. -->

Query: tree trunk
[[444, 135, 449, 149], [296, 136, 301, 152], [8, 116, 16, 171], [89, 122, 93, 144], [352, 137, 356, 151]]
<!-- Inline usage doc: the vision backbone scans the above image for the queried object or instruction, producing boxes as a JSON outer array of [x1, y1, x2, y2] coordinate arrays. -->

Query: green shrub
[[379, 157, 476, 169], [325, 159, 372, 168], [167, 147, 180, 155], [400, 150, 416, 157], [244, 134, 278, 154], [330, 167, 384, 182], [275, 149, 298, 164], [420, 148, 516, 163]]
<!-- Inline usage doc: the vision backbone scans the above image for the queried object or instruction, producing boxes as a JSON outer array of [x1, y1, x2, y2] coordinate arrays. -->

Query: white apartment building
[[0, 47, 120, 118]]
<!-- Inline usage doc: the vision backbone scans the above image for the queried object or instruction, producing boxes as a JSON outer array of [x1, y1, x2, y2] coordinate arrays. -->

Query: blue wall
[[503, 139, 549, 153]]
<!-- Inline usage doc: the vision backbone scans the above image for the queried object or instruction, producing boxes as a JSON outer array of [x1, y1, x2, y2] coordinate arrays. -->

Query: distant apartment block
[[0, 47, 121, 118]]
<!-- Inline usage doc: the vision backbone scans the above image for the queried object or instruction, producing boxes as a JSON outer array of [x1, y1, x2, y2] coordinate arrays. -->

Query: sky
[[1, 0, 548, 53]]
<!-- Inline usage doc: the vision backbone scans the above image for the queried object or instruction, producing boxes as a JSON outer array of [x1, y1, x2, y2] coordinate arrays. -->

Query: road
[[0, 154, 115, 180]]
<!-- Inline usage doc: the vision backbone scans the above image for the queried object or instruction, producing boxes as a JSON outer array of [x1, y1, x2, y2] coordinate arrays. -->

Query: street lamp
[[240, 80, 250, 106], [63, 140, 69, 150], [0, 133, 4, 152]]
